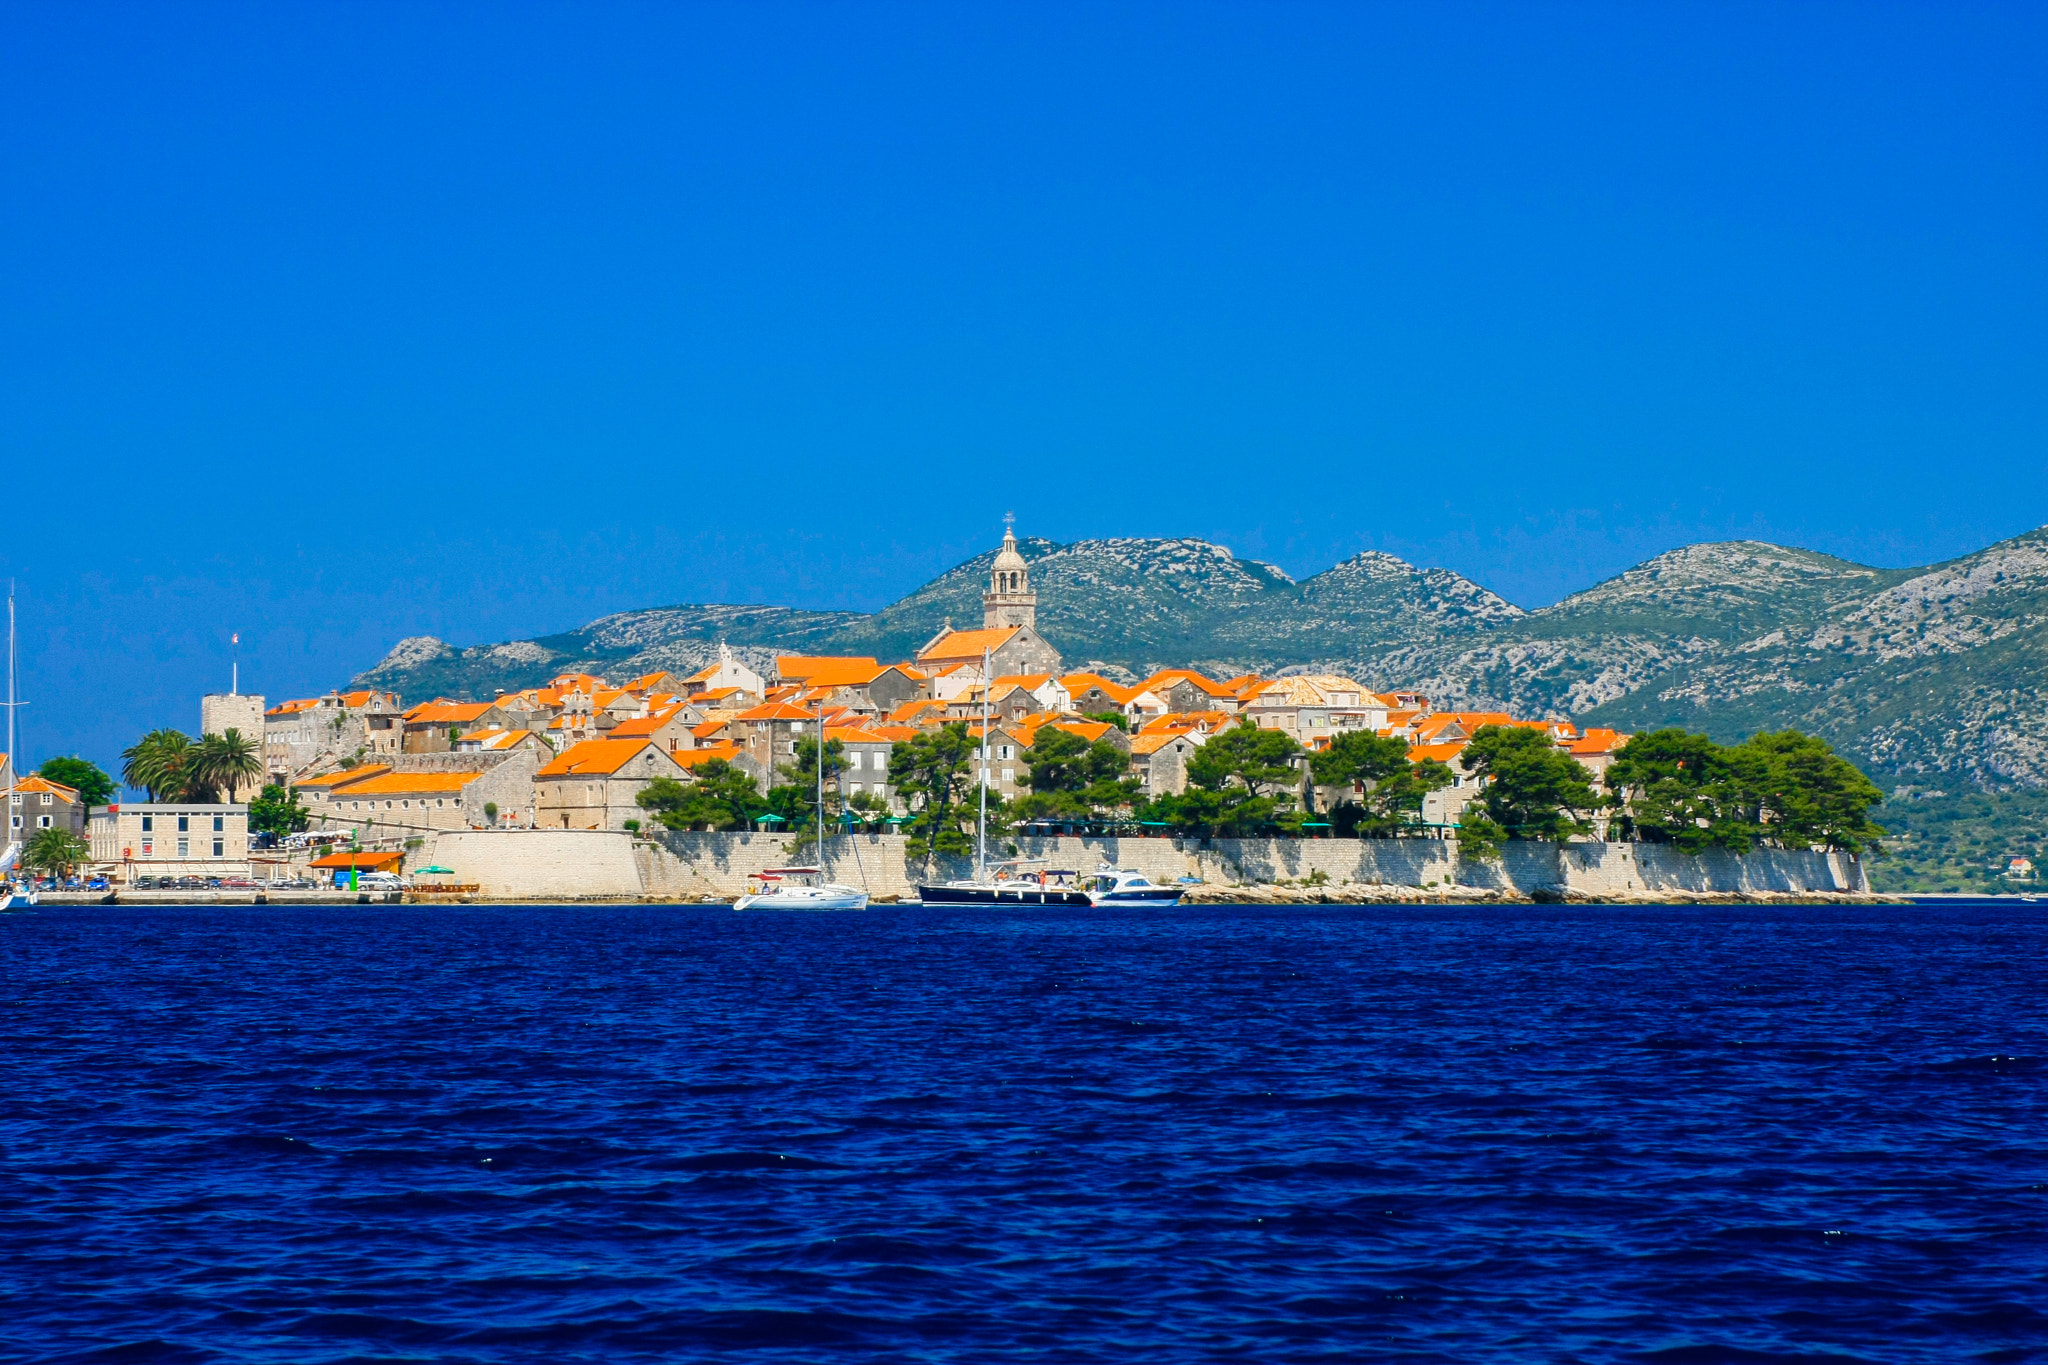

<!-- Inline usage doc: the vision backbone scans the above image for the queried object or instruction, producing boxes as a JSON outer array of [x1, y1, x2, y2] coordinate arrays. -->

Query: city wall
[[424, 828, 1870, 900]]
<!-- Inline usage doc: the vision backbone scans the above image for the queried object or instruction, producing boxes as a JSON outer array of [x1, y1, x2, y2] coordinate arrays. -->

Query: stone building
[[535, 737, 691, 830], [915, 525, 1064, 679], [90, 803, 252, 881], [298, 748, 544, 836], [10, 774, 87, 843], [1129, 732, 1204, 797], [265, 689, 403, 779], [400, 700, 511, 753]]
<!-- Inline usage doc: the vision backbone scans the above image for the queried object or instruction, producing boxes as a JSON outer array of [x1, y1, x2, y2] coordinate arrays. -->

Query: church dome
[[992, 530, 1028, 576]]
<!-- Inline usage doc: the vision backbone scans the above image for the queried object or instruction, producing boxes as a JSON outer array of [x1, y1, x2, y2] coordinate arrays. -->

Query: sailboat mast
[[816, 692, 826, 868], [977, 645, 989, 881], [5, 584, 15, 864]]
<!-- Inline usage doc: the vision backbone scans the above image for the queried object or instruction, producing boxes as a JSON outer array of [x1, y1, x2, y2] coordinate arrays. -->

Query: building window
[[38, 815, 51, 828], [212, 839, 224, 857], [849, 782, 863, 796], [213, 815, 224, 832], [40, 792, 52, 805], [1001, 768, 1014, 783], [177, 838, 189, 857], [141, 815, 153, 832], [178, 815, 190, 833]]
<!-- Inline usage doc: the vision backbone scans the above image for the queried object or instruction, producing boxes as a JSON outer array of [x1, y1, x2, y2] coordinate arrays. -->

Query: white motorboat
[[733, 867, 868, 912], [1084, 865, 1186, 908]]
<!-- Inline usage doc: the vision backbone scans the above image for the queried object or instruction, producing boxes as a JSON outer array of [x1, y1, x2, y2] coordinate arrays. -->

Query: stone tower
[[982, 518, 1037, 630]]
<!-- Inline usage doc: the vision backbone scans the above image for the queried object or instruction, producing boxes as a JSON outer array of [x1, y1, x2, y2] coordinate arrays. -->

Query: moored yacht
[[1084, 865, 1187, 908], [733, 867, 868, 911], [919, 860, 1091, 906]]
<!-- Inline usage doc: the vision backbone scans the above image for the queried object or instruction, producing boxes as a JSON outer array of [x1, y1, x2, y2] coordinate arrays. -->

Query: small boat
[[734, 867, 868, 912], [1085, 865, 1186, 908], [919, 860, 1090, 906]]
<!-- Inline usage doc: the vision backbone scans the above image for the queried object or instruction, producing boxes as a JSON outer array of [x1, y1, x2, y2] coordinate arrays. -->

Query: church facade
[[915, 524, 1064, 678]]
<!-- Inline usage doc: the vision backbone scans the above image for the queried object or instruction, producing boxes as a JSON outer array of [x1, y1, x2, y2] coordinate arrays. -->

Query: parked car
[[357, 872, 410, 891]]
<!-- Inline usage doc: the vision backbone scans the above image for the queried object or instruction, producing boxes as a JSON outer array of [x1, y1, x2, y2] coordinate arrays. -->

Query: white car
[[357, 871, 410, 891]]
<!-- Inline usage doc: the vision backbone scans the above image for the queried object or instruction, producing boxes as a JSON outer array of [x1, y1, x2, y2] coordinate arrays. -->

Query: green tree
[[1734, 730, 1887, 853], [247, 784, 310, 838], [776, 735, 848, 834], [1309, 730, 1455, 837], [185, 729, 265, 803], [887, 722, 981, 858], [1604, 729, 1756, 853], [1015, 726, 1140, 822], [636, 761, 763, 832], [1458, 724, 1599, 854], [22, 826, 91, 880], [1157, 720, 1304, 835], [121, 729, 192, 801], [1083, 710, 1129, 733], [34, 757, 115, 808]]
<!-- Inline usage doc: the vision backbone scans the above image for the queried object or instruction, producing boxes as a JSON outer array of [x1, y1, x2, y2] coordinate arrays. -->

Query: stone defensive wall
[[424, 828, 1869, 901]]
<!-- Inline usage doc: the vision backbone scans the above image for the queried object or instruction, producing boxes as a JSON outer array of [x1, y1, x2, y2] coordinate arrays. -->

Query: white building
[[90, 803, 252, 881]]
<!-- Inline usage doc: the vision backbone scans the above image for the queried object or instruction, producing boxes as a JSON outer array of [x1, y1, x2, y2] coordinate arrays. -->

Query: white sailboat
[[2, 583, 35, 910], [733, 693, 866, 911]]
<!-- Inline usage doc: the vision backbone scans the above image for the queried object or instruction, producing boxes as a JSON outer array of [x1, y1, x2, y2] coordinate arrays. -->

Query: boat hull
[[1088, 890, 1187, 908], [917, 883, 1091, 906], [734, 887, 868, 911]]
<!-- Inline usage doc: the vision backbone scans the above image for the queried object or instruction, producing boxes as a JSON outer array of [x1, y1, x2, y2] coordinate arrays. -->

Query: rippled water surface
[[2, 902, 2044, 1363]]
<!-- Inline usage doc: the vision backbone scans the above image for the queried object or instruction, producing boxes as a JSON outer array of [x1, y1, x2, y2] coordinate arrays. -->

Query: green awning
[[416, 865, 455, 874]]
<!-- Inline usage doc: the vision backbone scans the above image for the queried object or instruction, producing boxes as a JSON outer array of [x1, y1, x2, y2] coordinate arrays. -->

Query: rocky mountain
[[353, 527, 2048, 789]]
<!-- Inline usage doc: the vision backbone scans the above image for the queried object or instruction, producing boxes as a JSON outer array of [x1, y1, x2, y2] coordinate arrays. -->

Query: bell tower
[[982, 514, 1037, 630]]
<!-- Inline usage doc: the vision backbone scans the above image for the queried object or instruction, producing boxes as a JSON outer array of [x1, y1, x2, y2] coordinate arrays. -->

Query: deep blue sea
[[2, 903, 2043, 1364]]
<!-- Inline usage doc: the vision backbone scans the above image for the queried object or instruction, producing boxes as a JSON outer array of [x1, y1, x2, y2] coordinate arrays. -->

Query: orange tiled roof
[[1018, 720, 1118, 747], [324, 770, 481, 797], [403, 700, 497, 725], [457, 728, 532, 751], [776, 656, 884, 686], [690, 720, 729, 739], [297, 765, 391, 792], [1142, 669, 1233, 696], [1407, 741, 1468, 764], [674, 744, 742, 769], [537, 738, 659, 777], [1059, 673, 1137, 704], [608, 708, 686, 739], [309, 850, 405, 871], [266, 697, 322, 716], [1128, 732, 1190, 756], [888, 700, 946, 723], [622, 672, 675, 693], [1139, 711, 1234, 736], [13, 774, 80, 802], [1564, 727, 1628, 756], [916, 627, 1019, 662], [734, 702, 819, 723]]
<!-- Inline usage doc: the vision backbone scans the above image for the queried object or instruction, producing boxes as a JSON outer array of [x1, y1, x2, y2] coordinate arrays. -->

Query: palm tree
[[188, 729, 265, 803], [121, 729, 192, 801], [23, 826, 90, 880]]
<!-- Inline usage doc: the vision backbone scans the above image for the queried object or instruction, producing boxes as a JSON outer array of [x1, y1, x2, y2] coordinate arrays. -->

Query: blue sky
[[3, 2, 2045, 774]]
